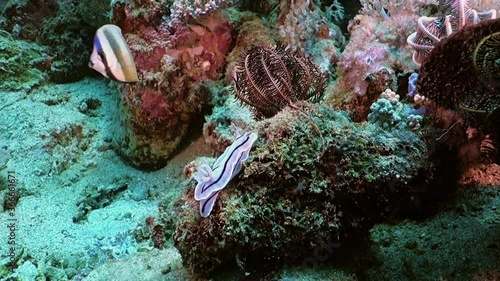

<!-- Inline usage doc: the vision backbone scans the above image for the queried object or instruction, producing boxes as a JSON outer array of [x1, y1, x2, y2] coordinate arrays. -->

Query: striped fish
[[193, 131, 258, 217], [89, 24, 139, 83]]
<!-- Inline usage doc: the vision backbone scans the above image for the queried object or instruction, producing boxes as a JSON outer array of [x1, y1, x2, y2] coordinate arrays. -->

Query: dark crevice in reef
[[172, 85, 213, 155]]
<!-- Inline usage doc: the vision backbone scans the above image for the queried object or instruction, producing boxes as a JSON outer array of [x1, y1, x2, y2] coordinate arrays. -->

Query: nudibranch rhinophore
[[89, 24, 139, 83], [193, 131, 258, 217]]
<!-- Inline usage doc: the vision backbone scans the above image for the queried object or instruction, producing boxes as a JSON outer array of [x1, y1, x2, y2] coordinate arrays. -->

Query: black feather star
[[232, 45, 326, 118], [232, 45, 327, 154]]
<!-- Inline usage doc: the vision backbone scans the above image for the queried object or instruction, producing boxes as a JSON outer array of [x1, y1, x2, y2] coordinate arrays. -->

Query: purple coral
[[408, 72, 418, 97]]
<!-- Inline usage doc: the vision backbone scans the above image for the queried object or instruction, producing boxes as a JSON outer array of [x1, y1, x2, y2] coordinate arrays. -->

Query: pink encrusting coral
[[109, 0, 233, 170], [338, 43, 392, 97], [127, 26, 172, 74], [139, 88, 171, 122], [406, 0, 497, 67]]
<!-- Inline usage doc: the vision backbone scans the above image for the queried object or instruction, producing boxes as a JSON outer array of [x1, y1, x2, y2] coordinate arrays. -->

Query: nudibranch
[[193, 131, 258, 217], [89, 24, 139, 83]]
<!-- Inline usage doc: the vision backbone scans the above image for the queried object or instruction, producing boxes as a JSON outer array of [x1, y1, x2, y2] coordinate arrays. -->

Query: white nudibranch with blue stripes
[[193, 131, 258, 217], [89, 24, 139, 83]]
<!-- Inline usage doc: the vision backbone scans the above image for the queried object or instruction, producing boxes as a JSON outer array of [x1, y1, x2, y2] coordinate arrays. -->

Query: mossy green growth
[[368, 186, 500, 280], [0, 30, 47, 92], [38, 0, 94, 83], [173, 103, 431, 276], [78, 0, 112, 28]]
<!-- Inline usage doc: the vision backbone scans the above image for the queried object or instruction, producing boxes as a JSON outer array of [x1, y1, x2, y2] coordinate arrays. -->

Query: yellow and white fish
[[89, 24, 139, 83]]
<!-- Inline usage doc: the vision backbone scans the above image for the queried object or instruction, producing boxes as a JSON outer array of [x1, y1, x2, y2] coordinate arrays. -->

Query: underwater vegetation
[[173, 103, 432, 275], [1, 0, 97, 82]]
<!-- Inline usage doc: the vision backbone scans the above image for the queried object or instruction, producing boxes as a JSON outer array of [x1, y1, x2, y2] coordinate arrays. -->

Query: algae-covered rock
[[78, 0, 112, 28], [172, 103, 433, 276], [110, 2, 233, 170], [0, 30, 48, 92], [38, 0, 95, 83], [1, 0, 58, 41], [202, 84, 255, 153], [368, 185, 500, 281]]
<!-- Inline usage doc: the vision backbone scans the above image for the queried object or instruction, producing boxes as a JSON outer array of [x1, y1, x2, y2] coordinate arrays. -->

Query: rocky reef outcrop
[[172, 103, 433, 275]]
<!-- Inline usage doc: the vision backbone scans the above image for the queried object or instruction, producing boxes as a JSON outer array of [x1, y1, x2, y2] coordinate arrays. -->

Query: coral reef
[[275, 0, 346, 74], [39, 2, 96, 82], [111, 66, 208, 170], [202, 85, 255, 153], [166, 11, 233, 82], [237, 0, 278, 14], [2, 0, 96, 82], [172, 103, 432, 276], [359, 0, 438, 18], [1, 0, 59, 40], [111, 1, 233, 169], [1, 0, 499, 279], [418, 18, 500, 129], [170, 0, 234, 24], [0, 30, 48, 91], [276, 0, 336, 50], [78, 0, 112, 28]]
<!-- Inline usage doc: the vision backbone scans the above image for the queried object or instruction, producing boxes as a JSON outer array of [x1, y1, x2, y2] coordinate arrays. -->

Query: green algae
[[38, 0, 94, 83], [0, 30, 47, 92]]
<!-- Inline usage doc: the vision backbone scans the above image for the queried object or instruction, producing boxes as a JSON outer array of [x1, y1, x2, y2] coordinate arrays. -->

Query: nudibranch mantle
[[193, 131, 258, 217]]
